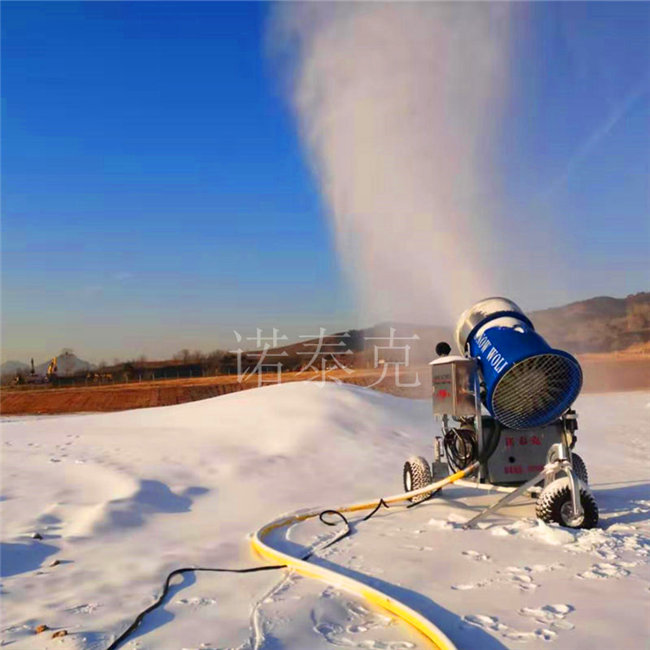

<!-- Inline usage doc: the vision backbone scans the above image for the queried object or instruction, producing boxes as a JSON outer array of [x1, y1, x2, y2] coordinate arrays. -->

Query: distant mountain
[[34, 351, 95, 377], [262, 293, 649, 362], [530, 292, 650, 354], [385, 293, 650, 356], [0, 360, 30, 377], [1, 352, 95, 377]]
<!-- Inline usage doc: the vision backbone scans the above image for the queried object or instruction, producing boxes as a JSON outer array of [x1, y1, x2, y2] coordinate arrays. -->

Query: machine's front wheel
[[536, 477, 598, 529], [403, 456, 433, 503]]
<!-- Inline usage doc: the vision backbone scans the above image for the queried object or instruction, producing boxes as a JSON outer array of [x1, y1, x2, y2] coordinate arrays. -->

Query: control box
[[430, 356, 478, 418]]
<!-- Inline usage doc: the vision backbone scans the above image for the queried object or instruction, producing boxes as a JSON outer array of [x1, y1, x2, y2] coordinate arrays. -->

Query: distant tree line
[[3, 329, 374, 387]]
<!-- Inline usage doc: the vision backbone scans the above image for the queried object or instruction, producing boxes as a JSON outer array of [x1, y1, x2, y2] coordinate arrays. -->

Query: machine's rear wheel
[[403, 456, 433, 503], [536, 477, 598, 529], [570, 453, 589, 484]]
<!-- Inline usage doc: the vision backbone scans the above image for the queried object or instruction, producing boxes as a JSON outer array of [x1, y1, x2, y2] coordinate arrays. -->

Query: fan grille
[[491, 353, 582, 429]]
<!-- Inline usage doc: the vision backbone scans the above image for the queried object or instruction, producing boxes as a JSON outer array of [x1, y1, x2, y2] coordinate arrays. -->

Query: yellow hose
[[250, 462, 479, 650]]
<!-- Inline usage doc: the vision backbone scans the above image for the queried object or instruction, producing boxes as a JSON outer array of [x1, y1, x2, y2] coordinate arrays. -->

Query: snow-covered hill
[[1, 384, 648, 649]]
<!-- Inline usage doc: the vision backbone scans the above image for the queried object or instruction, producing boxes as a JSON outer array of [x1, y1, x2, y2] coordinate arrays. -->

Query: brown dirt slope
[[1, 357, 647, 416], [530, 292, 650, 353]]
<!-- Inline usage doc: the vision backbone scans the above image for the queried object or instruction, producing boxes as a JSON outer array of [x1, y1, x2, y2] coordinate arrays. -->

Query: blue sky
[[1, 2, 648, 363], [501, 2, 649, 298]]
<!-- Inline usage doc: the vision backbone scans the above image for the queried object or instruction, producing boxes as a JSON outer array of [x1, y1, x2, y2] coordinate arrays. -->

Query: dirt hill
[[368, 293, 650, 357], [530, 292, 650, 354]]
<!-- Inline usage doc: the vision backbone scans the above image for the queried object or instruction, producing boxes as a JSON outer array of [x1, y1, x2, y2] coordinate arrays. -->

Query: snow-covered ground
[[1, 384, 648, 649]]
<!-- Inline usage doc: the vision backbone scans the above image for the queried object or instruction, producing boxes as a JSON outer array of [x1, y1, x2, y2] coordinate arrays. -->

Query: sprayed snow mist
[[272, 3, 514, 325]]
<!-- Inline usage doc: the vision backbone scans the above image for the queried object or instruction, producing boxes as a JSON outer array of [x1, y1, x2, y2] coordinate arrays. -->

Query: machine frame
[[411, 353, 597, 529]]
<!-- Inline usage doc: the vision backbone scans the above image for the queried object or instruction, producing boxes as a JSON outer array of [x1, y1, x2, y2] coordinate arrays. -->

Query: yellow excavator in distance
[[46, 356, 58, 381]]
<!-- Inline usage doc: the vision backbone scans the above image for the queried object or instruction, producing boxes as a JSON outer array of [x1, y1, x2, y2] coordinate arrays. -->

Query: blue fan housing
[[460, 300, 583, 429]]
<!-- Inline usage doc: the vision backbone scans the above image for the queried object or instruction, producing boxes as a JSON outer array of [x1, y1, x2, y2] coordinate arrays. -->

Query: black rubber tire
[[536, 477, 598, 529], [403, 456, 433, 503], [571, 453, 589, 484]]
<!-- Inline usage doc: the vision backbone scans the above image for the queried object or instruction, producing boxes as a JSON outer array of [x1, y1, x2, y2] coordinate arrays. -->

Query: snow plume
[[271, 3, 514, 325]]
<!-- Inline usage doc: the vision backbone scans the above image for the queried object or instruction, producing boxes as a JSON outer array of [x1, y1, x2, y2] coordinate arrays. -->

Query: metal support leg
[[545, 442, 584, 524], [473, 373, 484, 483], [560, 460, 584, 525], [463, 462, 558, 529]]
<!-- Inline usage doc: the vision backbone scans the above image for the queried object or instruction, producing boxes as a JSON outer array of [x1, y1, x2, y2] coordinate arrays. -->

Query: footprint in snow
[[463, 614, 508, 631], [451, 580, 490, 590], [462, 550, 491, 561], [577, 562, 630, 579], [498, 567, 538, 591], [463, 613, 558, 642], [67, 602, 101, 615], [519, 604, 575, 630], [400, 544, 434, 552], [176, 597, 218, 606], [452, 562, 564, 592], [312, 590, 411, 648], [504, 628, 558, 642], [529, 563, 565, 573]]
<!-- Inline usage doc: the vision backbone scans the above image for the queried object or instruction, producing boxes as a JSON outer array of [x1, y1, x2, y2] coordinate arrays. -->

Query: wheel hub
[[560, 501, 584, 527]]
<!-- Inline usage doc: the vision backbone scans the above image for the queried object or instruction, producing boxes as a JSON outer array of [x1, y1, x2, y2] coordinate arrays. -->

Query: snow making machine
[[403, 297, 599, 529]]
